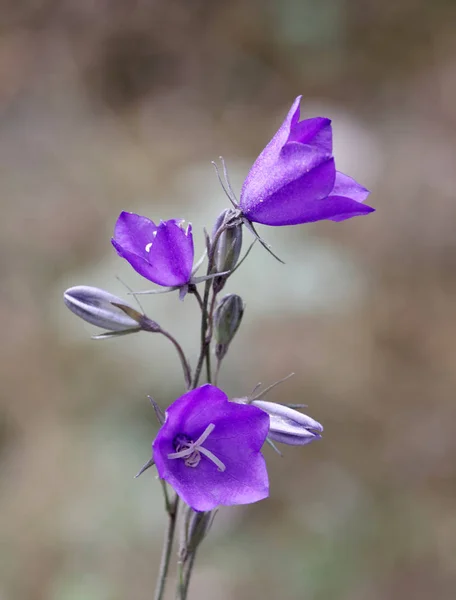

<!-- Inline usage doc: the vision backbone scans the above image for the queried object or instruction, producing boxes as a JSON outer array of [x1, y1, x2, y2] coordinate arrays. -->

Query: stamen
[[167, 423, 226, 471], [193, 423, 215, 446], [198, 446, 226, 472]]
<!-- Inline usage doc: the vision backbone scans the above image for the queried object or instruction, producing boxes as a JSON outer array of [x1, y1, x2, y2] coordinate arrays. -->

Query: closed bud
[[251, 400, 323, 446], [214, 294, 244, 360], [184, 510, 216, 559], [212, 209, 243, 290], [63, 285, 160, 338]]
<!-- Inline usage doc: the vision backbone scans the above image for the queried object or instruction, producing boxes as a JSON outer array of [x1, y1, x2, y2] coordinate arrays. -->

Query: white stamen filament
[[197, 446, 226, 472], [167, 423, 226, 472]]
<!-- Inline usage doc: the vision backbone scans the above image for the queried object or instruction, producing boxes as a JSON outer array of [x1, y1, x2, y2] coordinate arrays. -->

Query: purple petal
[[241, 158, 337, 226], [288, 117, 332, 154], [328, 171, 374, 222], [112, 213, 194, 287], [113, 212, 158, 256]]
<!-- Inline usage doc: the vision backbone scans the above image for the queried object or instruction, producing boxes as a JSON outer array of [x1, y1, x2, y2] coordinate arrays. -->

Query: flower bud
[[184, 510, 216, 558], [251, 400, 323, 446], [212, 209, 243, 286], [213, 294, 244, 360], [63, 285, 155, 336]]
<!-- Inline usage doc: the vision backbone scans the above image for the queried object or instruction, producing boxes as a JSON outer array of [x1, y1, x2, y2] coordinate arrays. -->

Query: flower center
[[167, 423, 226, 471]]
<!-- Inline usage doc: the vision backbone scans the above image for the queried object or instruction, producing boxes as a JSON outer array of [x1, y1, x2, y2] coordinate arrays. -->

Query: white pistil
[[167, 423, 226, 472]]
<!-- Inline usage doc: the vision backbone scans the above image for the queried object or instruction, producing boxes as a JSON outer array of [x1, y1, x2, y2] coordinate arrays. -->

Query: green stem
[[154, 486, 179, 600], [182, 550, 197, 598]]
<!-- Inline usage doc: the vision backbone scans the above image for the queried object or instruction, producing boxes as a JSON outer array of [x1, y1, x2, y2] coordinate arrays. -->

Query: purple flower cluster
[[66, 96, 373, 513]]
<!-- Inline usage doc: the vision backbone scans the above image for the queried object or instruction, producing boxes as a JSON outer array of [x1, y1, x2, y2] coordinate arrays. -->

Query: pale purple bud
[[63, 286, 159, 336], [252, 400, 323, 446]]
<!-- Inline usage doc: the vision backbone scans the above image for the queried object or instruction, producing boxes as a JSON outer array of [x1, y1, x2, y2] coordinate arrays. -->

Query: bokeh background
[[1, 1, 456, 599]]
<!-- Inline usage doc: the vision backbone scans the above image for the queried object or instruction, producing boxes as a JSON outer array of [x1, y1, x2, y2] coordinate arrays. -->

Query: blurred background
[[1, 0, 456, 598]]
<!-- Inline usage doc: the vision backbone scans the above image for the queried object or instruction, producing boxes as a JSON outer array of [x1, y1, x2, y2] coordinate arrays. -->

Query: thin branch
[[154, 489, 179, 600], [160, 329, 192, 389]]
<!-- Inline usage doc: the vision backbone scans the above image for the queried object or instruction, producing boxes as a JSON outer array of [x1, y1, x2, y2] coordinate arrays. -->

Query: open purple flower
[[153, 385, 269, 512], [112, 212, 194, 287], [240, 96, 375, 226]]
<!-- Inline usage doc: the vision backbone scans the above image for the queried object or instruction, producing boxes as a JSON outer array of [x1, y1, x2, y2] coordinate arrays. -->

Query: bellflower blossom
[[239, 96, 375, 226], [153, 385, 270, 512], [112, 212, 194, 287]]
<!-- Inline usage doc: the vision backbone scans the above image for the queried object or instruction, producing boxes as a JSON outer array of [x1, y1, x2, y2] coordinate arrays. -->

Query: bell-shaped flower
[[240, 96, 374, 226], [252, 400, 323, 446], [112, 212, 194, 287], [153, 385, 270, 512]]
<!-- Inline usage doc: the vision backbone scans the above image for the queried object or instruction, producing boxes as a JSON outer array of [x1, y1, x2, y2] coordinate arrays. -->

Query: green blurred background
[[1, 1, 456, 598]]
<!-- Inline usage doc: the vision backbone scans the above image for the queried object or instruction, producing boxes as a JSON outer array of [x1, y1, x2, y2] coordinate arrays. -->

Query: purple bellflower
[[153, 385, 270, 512], [112, 212, 194, 287], [239, 96, 375, 226]]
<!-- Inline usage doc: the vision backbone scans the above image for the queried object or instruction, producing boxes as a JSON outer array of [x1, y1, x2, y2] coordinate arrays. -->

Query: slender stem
[[191, 281, 212, 388], [182, 550, 197, 598], [160, 329, 192, 389], [192, 222, 229, 387], [213, 357, 222, 387], [191, 287, 204, 312], [154, 486, 179, 600]]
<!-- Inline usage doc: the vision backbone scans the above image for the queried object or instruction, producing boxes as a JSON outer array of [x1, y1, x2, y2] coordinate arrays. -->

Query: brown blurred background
[[1, 1, 456, 599]]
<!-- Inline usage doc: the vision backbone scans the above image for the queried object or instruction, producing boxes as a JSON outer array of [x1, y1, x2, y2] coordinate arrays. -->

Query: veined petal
[[328, 171, 374, 221], [145, 220, 194, 285], [242, 158, 336, 226], [113, 212, 158, 255], [287, 116, 332, 153]]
